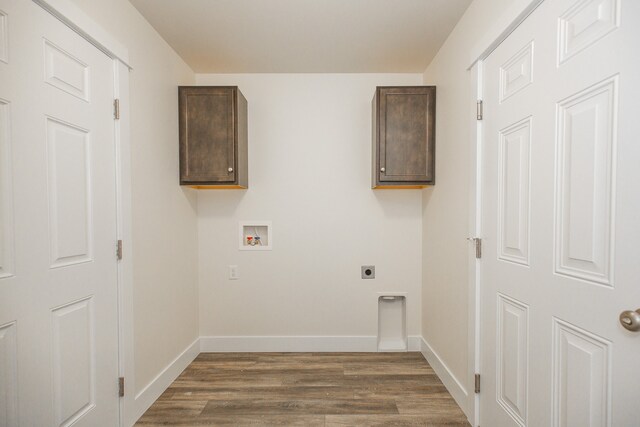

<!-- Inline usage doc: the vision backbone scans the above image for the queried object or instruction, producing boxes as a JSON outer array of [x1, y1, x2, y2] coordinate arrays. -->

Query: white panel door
[[480, 0, 640, 426], [0, 0, 119, 425]]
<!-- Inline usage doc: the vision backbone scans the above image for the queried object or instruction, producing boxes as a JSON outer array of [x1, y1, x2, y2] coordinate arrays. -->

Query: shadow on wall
[[192, 180, 423, 223], [372, 189, 426, 219], [422, 186, 434, 210], [181, 187, 200, 214], [195, 190, 248, 218]]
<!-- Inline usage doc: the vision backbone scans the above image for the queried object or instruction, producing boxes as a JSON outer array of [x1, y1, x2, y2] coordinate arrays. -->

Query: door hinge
[[476, 100, 483, 120], [468, 237, 482, 259], [116, 239, 123, 260], [113, 99, 120, 120], [118, 377, 125, 397], [475, 373, 481, 393]]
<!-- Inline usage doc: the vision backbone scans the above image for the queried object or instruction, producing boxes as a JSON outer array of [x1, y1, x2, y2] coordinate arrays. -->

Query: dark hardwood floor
[[136, 352, 470, 426]]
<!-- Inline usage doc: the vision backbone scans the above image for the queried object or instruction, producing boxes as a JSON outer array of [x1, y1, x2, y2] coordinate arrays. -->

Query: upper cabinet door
[[179, 86, 248, 188], [373, 86, 436, 188]]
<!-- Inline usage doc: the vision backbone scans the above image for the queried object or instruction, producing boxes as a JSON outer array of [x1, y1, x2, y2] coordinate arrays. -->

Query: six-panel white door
[[0, 0, 120, 425], [480, 0, 640, 425]]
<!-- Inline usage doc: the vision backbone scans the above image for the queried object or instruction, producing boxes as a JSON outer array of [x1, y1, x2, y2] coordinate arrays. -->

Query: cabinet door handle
[[228, 167, 234, 173], [380, 167, 386, 173]]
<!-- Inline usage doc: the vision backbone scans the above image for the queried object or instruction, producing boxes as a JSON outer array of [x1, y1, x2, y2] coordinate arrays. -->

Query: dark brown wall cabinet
[[179, 86, 248, 188], [372, 86, 436, 188]]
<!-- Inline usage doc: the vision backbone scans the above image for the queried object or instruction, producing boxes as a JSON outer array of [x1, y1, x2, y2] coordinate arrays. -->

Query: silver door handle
[[619, 309, 640, 332], [380, 167, 385, 173], [228, 167, 233, 173]]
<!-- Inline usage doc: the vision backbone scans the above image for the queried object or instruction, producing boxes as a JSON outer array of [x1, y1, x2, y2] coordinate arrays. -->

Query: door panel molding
[[497, 293, 529, 426], [51, 296, 96, 426], [498, 117, 532, 266], [46, 116, 93, 268], [554, 75, 618, 287], [558, 0, 620, 65], [43, 38, 90, 102], [0, 99, 14, 279], [552, 317, 611, 427], [499, 41, 534, 103], [0, 10, 7, 64], [0, 321, 18, 426]]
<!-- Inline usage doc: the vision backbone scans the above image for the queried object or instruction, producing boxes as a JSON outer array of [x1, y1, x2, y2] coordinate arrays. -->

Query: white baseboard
[[200, 335, 422, 352], [419, 337, 469, 417], [408, 335, 421, 351], [131, 337, 200, 424]]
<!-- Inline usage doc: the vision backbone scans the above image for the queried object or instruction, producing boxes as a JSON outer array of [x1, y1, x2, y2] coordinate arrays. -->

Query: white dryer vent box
[[377, 294, 407, 351]]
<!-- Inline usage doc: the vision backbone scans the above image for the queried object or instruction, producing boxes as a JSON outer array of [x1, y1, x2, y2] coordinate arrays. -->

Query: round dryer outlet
[[361, 265, 375, 279]]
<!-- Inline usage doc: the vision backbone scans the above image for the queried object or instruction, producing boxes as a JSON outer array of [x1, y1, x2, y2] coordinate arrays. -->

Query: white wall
[[67, 0, 199, 399], [420, 0, 537, 417], [196, 74, 423, 344]]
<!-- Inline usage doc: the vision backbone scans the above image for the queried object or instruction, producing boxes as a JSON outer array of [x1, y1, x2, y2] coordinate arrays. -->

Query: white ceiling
[[129, 0, 472, 73]]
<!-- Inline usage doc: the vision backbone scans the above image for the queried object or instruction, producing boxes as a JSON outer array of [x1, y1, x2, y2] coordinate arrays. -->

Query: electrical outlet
[[361, 265, 375, 279], [229, 265, 239, 280]]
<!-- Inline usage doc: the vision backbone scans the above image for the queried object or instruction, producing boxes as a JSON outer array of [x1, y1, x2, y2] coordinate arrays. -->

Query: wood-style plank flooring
[[136, 352, 470, 426]]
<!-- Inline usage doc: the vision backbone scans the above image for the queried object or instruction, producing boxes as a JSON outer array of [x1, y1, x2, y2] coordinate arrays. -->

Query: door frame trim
[[114, 62, 135, 427], [32, 1, 133, 426], [467, 60, 483, 427], [467, 0, 545, 70], [32, 0, 131, 69]]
